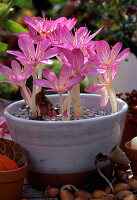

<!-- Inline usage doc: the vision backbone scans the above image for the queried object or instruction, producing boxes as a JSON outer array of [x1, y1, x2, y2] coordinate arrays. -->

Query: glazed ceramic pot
[[4, 94, 128, 188], [0, 162, 28, 200]]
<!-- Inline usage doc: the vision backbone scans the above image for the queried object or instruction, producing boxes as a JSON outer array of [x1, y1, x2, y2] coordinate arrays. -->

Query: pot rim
[[0, 162, 28, 182], [4, 94, 128, 125]]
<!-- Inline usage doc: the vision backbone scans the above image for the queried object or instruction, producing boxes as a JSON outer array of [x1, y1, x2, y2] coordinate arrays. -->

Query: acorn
[[76, 189, 92, 199], [115, 170, 128, 181], [123, 194, 137, 200], [75, 194, 89, 200], [126, 178, 137, 191], [100, 194, 116, 200], [105, 186, 112, 194], [60, 190, 75, 200], [116, 190, 133, 200], [45, 186, 60, 198], [113, 183, 131, 193], [92, 190, 106, 199]]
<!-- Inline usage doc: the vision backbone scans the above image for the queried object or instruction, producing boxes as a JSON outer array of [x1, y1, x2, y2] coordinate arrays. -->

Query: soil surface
[[13, 104, 110, 121]]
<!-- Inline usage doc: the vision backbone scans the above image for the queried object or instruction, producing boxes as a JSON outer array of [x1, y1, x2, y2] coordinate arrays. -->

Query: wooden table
[[21, 180, 45, 200]]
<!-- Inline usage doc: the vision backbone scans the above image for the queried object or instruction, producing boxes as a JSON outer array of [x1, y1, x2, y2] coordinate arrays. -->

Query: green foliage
[[12, 0, 32, 9], [0, 42, 8, 52], [2, 18, 27, 33]]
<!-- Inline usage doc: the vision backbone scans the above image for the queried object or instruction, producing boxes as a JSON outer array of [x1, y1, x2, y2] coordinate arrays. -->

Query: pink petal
[[100, 88, 108, 108], [89, 26, 103, 40], [40, 59, 53, 65], [115, 48, 130, 62], [11, 60, 22, 75], [42, 47, 59, 60], [0, 65, 12, 80], [59, 64, 72, 79], [7, 50, 25, 58], [69, 76, 85, 86], [42, 69, 57, 81], [111, 42, 122, 57], [84, 85, 105, 93], [72, 49, 84, 68], [33, 79, 52, 88]]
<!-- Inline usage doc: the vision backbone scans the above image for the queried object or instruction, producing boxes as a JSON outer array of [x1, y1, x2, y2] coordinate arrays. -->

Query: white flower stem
[[31, 68, 38, 118], [59, 93, 63, 120], [72, 84, 82, 119], [37, 63, 43, 93], [21, 84, 32, 109], [66, 90, 72, 121], [106, 67, 117, 113]]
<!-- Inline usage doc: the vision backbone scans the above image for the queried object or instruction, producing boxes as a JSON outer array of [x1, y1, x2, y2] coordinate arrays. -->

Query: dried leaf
[[0, 154, 19, 171], [0, 139, 27, 166], [108, 146, 130, 165], [36, 90, 58, 117]]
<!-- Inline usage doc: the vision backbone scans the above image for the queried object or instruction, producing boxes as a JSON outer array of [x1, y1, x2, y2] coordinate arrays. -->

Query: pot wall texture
[[4, 94, 128, 174]]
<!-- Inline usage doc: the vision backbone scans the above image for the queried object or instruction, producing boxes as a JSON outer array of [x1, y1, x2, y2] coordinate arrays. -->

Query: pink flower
[[7, 35, 59, 66], [84, 81, 109, 108], [33, 64, 85, 93], [24, 15, 77, 40], [54, 25, 103, 51], [0, 60, 33, 87], [62, 48, 105, 76], [89, 40, 130, 68]]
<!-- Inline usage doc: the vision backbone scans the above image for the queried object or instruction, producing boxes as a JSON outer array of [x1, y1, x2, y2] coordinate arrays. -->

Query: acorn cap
[[108, 146, 131, 165]]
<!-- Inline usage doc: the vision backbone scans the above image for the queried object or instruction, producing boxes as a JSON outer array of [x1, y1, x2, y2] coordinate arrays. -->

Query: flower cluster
[[0, 15, 130, 120]]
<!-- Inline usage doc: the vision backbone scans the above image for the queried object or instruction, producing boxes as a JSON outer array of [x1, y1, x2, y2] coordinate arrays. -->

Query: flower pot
[[0, 162, 28, 200], [4, 94, 128, 188], [124, 141, 137, 176]]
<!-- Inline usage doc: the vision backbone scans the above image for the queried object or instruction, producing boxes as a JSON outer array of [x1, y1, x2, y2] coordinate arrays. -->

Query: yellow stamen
[[76, 28, 78, 32], [73, 60, 75, 64], [21, 47, 24, 51], [36, 20, 38, 24], [90, 64, 93, 68], [14, 65, 16, 68], [53, 27, 55, 31], [40, 51, 42, 56], [114, 51, 116, 56], [22, 68, 25, 73], [111, 46, 114, 50], [97, 77, 99, 81], [47, 32, 50, 36], [68, 76, 71, 80], [29, 44, 31, 49], [103, 48, 105, 52], [109, 55, 111, 60], [63, 36, 65, 40], [40, 41, 42, 46], [29, 52, 31, 57], [7, 73, 9, 77], [10, 71, 13, 75], [64, 83, 66, 87], [53, 78, 54, 84], [72, 36, 74, 42], [73, 53, 75, 57], [57, 83, 59, 86], [83, 47, 86, 51], [84, 65, 87, 67], [43, 50, 45, 54], [80, 54, 82, 58], [82, 34, 84, 39], [96, 50, 98, 53], [50, 17, 52, 20], [40, 20, 42, 24], [92, 82, 94, 86], [61, 73, 64, 77], [46, 17, 48, 21]]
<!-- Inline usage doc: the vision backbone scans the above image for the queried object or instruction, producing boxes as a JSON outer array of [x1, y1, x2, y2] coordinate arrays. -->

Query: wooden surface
[[21, 180, 45, 200]]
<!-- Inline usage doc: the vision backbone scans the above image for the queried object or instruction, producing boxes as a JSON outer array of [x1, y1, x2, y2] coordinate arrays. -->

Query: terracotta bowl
[[0, 162, 28, 200], [125, 141, 137, 175]]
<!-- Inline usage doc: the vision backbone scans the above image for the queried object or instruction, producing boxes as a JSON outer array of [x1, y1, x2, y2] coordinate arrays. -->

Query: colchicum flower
[[0, 60, 33, 86], [7, 35, 59, 66]]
